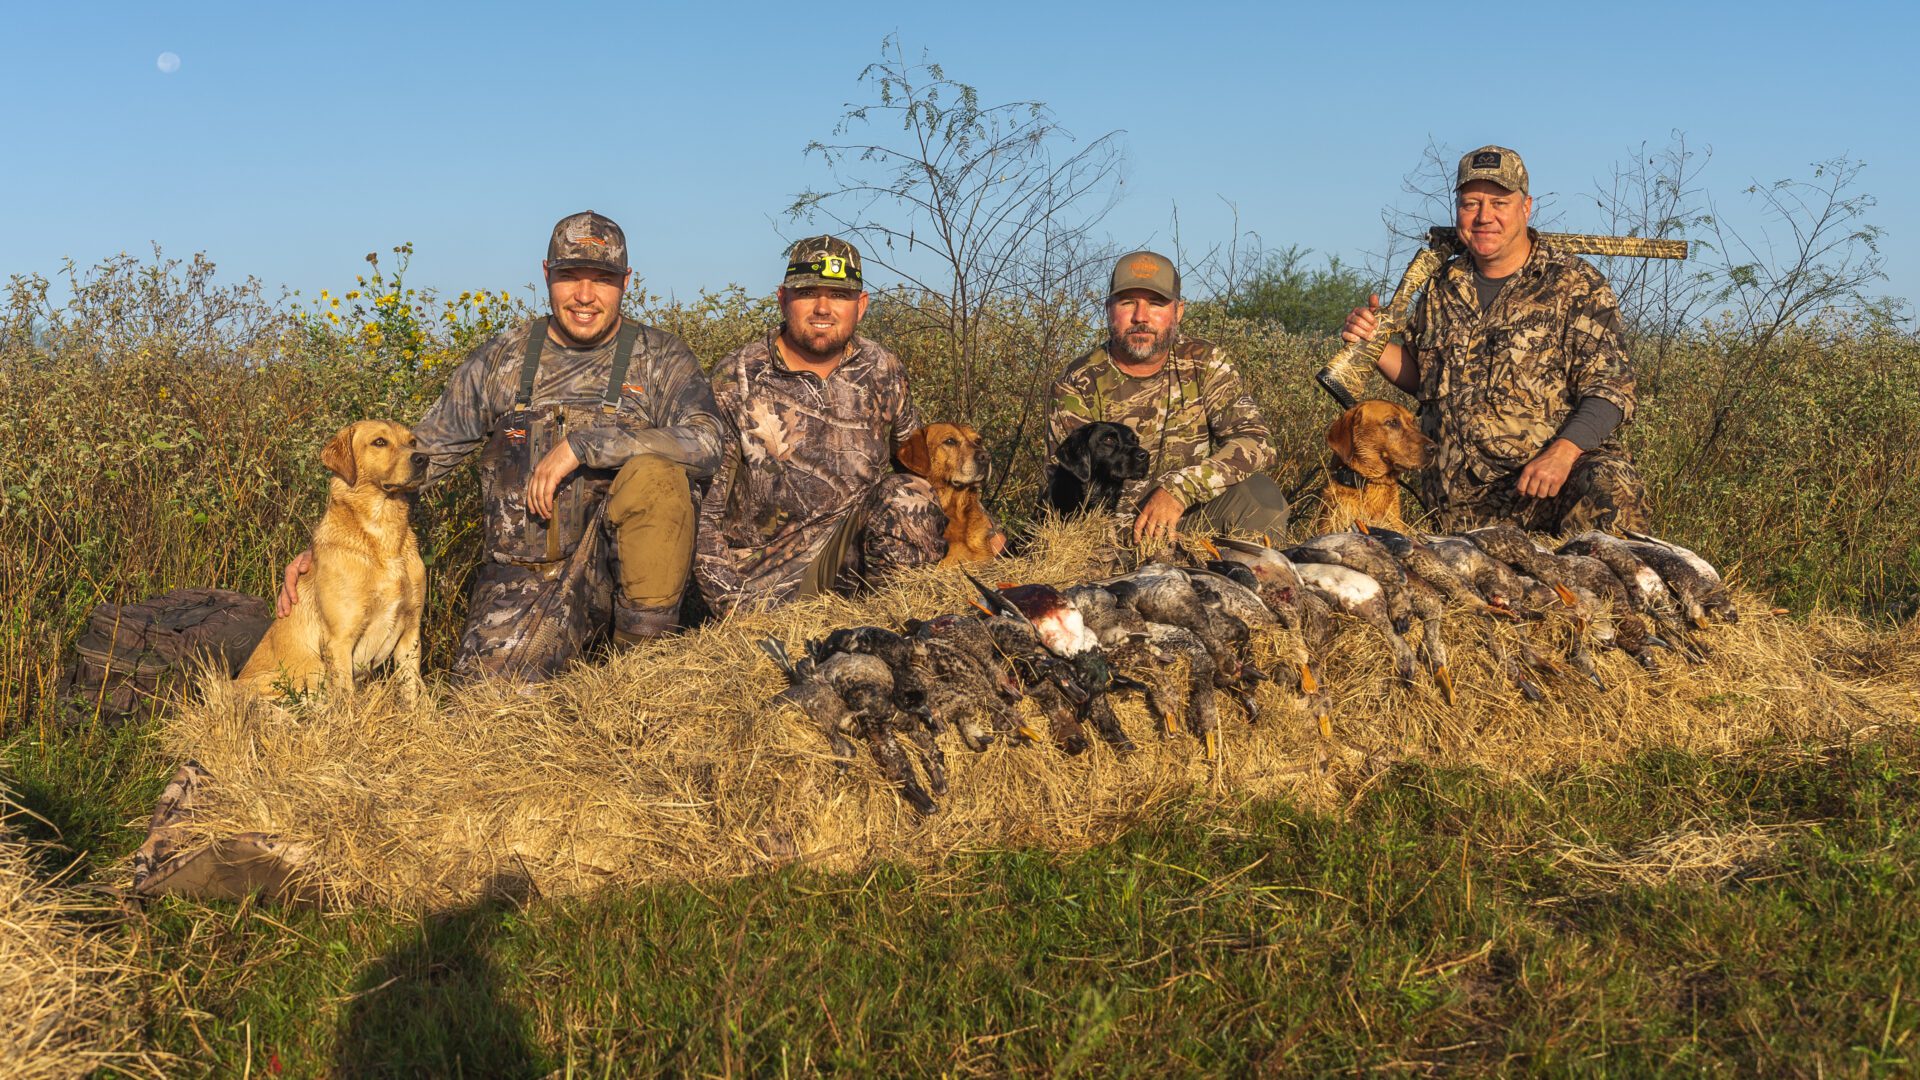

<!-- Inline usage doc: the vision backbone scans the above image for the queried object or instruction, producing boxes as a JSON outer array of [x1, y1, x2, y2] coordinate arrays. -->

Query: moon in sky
[[156, 52, 181, 75]]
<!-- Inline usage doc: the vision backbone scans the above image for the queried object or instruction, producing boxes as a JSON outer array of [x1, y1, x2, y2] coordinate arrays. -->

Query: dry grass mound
[[152, 520, 1920, 913], [0, 796, 157, 1079]]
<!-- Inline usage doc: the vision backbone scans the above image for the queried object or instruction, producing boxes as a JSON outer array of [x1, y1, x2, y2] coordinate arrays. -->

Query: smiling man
[[692, 236, 947, 614], [280, 211, 723, 682], [1047, 250, 1285, 544], [1342, 146, 1648, 534]]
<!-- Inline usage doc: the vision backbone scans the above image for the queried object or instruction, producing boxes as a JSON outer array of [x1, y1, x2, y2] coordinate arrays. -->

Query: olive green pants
[[1180, 473, 1290, 538]]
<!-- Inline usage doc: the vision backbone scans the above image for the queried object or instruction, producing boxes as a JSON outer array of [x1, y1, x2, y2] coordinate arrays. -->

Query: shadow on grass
[[335, 873, 547, 1078]]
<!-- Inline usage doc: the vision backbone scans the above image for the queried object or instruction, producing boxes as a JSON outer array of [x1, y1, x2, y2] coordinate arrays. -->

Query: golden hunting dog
[[896, 421, 1002, 566], [1315, 400, 1435, 534], [237, 420, 427, 700]]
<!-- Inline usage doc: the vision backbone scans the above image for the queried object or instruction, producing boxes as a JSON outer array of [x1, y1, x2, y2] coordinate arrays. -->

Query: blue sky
[[3, 1, 1914, 314]]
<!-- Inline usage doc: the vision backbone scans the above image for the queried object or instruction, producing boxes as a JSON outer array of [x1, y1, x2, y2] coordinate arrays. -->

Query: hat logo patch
[[821, 256, 847, 279], [1471, 151, 1502, 170], [1129, 258, 1161, 279]]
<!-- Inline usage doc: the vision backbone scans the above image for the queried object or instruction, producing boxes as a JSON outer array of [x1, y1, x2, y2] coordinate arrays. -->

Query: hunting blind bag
[[57, 587, 272, 724]]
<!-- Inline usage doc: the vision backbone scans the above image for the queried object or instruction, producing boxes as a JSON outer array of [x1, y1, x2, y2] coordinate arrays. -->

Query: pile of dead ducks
[[758, 526, 1737, 815]]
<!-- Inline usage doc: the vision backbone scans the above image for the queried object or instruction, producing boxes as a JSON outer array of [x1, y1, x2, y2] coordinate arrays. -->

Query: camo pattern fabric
[[411, 319, 723, 491], [693, 331, 943, 615], [1046, 336, 1278, 510], [1405, 234, 1646, 534], [454, 512, 616, 683], [1429, 447, 1648, 535], [410, 318, 722, 680]]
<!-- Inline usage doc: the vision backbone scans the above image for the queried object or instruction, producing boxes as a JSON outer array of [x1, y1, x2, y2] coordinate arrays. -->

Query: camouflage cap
[[1109, 250, 1180, 302], [783, 236, 864, 291], [1456, 146, 1529, 195], [547, 211, 629, 275]]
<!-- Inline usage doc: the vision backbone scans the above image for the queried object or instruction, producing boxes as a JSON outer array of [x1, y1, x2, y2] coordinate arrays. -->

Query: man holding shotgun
[[1342, 145, 1649, 534]]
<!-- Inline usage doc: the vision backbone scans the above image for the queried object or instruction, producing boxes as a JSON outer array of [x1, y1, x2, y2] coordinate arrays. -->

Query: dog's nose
[[411, 453, 429, 471]]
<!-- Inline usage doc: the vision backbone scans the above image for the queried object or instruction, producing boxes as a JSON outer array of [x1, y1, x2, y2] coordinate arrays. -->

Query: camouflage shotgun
[[1313, 228, 1689, 408]]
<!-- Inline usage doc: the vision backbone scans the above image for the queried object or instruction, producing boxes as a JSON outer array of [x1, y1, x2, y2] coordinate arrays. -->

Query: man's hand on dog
[[1517, 438, 1581, 499], [1132, 488, 1185, 546], [527, 440, 581, 520], [278, 549, 313, 617]]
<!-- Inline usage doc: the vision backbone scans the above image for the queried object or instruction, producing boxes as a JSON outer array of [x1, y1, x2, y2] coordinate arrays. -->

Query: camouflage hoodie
[[693, 331, 923, 613], [411, 318, 724, 486], [1405, 233, 1637, 504], [1046, 336, 1277, 509]]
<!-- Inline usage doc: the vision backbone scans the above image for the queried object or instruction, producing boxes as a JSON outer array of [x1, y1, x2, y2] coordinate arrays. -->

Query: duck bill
[[1204, 728, 1219, 760], [1552, 583, 1580, 608], [1316, 712, 1333, 739], [1016, 724, 1045, 744], [1435, 666, 1456, 708], [1297, 662, 1318, 695]]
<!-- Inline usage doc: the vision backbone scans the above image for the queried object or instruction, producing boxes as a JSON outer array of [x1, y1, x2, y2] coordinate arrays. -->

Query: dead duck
[[761, 636, 935, 814], [1286, 533, 1416, 633], [1558, 530, 1705, 660], [1395, 571, 1458, 706], [966, 574, 1134, 753], [758, 637, 872, 763], [1463, 524, 1581, 609], [1623, 531, 1738, 627], [1424, 537, 1540, 614], [1064, 584, 1178, 735], [1203, 549, 1336, 736], [809, 625, 948, 797], [1293, 561, 1420, 686], [979, 613, 1089, 753], [903, 615, 1023, 752], [1099, 562, 1250, 683]]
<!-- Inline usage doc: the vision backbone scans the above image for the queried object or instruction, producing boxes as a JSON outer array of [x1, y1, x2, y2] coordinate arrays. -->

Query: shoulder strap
[[515, 318, 548, 409], [602, 319, 643, 413]]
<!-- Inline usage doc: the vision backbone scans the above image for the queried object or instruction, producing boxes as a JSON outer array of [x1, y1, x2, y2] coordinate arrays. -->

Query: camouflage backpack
[[56, 587, 272, 725]]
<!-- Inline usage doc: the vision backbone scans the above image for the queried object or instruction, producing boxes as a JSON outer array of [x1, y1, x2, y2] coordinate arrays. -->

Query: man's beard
[[786, 320, 856, 359], [1112, 323, 1175, 363]]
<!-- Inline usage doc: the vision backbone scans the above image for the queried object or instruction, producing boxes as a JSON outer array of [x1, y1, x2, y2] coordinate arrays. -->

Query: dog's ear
[[321, 427, 358, 487], [1326, 407, 1358, 466], [896, 427, 932, 478], [1057, 429, 1095, 482]]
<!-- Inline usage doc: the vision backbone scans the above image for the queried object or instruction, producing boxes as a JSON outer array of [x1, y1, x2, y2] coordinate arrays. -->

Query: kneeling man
[[1047, 250, 1287, 543]]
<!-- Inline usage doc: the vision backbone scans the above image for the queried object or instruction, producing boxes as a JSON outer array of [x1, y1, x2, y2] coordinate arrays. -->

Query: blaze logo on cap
[[1471, 150, 1502, 170], [1129, 257, 1161, 279]]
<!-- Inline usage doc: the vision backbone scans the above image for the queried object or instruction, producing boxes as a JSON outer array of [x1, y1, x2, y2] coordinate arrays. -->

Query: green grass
[[13, 729, 1918, 1076]]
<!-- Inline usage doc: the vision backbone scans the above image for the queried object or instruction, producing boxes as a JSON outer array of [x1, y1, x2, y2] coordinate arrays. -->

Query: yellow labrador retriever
[[238, 420, 427, 701]]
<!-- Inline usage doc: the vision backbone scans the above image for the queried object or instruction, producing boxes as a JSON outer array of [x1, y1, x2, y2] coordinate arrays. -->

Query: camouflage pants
[[456, 455, 695, 683], [1180, 473, 1290, 539], [1427, 447, 1649, 537], [798, 474, 947, 597]]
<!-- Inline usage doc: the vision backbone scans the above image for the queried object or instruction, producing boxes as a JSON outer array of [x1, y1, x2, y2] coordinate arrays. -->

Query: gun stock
[[1314, 244, 1449, 408]]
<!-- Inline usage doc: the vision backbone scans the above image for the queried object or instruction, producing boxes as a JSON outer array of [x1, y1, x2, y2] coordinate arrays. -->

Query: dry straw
[[0, 792, 159, 1079], [154, 520, 1920, 913]]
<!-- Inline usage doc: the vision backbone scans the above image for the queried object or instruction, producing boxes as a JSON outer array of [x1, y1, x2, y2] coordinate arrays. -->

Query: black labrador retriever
[[1047, 421, 1153, 515]]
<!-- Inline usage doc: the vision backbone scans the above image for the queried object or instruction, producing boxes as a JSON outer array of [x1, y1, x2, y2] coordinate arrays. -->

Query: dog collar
[[1328, 459, 1371, 490]]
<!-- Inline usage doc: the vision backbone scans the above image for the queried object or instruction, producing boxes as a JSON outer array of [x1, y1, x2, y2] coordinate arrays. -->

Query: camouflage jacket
[[1046, 337, 1277, 509], [693, 331, 923, 614], [1406, 234, 1637, 494], [411, 319, 724, 487]]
